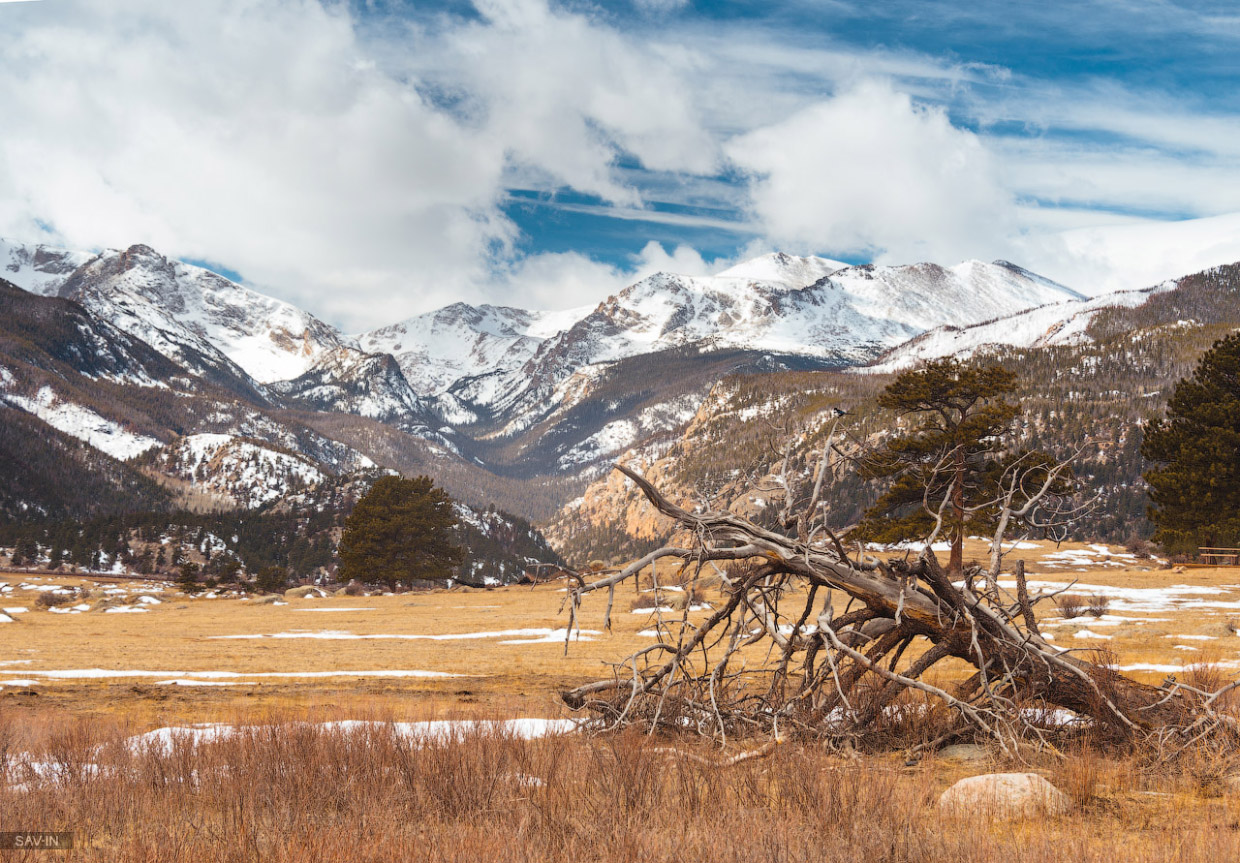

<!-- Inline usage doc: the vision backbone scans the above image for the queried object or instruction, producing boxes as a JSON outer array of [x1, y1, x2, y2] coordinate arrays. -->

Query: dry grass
[[4, 545, 1240, 860], [4, 712, 1240, 862], [2, 542, 1240, 719]]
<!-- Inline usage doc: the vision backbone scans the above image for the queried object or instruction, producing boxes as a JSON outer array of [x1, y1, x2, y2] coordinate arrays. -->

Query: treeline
[[0, 472, 562, 587]]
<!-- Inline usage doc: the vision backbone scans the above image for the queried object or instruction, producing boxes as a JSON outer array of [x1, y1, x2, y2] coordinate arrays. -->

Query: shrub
[[1056, 594, 1086, 619], [630, 594, 660, 611], [1085, 594, 1111, 618], [35, 591, 74, 608]]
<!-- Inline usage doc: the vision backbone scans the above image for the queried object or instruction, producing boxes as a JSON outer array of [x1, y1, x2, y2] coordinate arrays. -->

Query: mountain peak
[[714, 252, 848, 288]]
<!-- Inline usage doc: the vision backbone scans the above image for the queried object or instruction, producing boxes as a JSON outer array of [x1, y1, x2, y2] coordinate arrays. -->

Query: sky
[[2, 0, 1240, 330]]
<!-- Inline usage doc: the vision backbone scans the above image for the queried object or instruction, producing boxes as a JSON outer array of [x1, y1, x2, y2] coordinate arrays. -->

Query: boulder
[[284, 585, 325, 599], [939, 773, 1071, 818], [251, 594, 282, 605]]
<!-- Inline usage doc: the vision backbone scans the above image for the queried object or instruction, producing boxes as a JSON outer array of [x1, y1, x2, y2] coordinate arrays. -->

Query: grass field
[[3, 539, 1240, 860]]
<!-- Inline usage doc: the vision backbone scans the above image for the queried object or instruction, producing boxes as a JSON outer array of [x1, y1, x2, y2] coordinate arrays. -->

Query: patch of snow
[[2, 387, 160, 459]]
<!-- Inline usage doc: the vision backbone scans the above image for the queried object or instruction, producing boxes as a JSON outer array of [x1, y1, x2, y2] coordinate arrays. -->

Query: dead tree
[[560, 462, 1239, 756]]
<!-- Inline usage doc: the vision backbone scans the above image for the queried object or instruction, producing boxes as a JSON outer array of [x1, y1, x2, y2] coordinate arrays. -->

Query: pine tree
[[858, 359, 1020, 574], [1142, 333, 1240, 554], [338, 475, 463, 588]]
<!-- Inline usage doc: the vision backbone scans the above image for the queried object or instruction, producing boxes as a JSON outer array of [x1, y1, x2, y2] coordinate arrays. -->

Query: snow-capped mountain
[[0, 237, 1133, 493], [357, 302, 589, 394], [13, 241, 349, 385], [867, 284, 1170, 372], [440, 255, 1085, 433], [1, 238, 94, 295], [271, 348, 437, 430]]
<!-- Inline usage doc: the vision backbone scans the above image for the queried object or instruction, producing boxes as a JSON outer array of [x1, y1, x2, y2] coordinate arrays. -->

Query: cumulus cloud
[[491, 241, 719, 311], [0, 0, 717, 329], [725, 79, 1013, 264], [1, 0, 1238, 328], [1014, 211, 1240, 296]]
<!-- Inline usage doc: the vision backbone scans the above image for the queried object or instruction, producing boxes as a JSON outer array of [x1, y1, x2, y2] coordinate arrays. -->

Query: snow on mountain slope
[[48, 245, 349, 384], [713, 252, 847, 288], [0, 238, 93, 295], [271, 348, 436, 428], [153, 433, 329, 509], [2, 386, 161, 460], [866, 284, 1169, 372], [461, 258, 1084, 432], [358, 302, 592, 394]]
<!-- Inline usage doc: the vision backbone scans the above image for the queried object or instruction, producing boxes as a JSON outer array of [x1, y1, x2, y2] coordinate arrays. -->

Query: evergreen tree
[[858, 359, 1020, 574], [254, 565, 288, 594], [338, 475, 463, 588], [1142, 333, 1240, 553]]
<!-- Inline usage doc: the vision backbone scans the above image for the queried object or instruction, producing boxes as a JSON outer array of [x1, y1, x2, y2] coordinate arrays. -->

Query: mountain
[[436, 256, 1084, 448], [358, 302, 588, 395], [546, 261, 1240, 562], [270, 349, 436, 429], [0, 238, 94, 295], [45, 244, 348, 386], [5, 234, 1224, 562]]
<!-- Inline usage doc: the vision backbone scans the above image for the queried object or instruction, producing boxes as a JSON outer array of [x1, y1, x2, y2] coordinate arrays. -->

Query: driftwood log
[[560, 464, 1239, 756]]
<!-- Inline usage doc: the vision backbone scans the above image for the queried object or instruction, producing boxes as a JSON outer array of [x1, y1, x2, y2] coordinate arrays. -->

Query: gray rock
[[939, 772, 1071, 818]]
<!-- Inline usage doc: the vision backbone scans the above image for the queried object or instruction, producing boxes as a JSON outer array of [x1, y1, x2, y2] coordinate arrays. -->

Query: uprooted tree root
[[559, 465, 1240, 761]]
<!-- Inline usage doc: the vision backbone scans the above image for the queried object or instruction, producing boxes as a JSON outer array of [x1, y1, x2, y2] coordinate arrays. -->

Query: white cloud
[[1014, 211, 1240, 296], [492, 241, 720, 310], [725, 79, 1012, 264], [0, 0, 1238, 329], [0, 0, 719, 329]]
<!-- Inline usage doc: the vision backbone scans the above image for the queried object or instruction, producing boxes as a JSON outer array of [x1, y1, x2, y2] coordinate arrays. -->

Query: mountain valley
[[2, 237, 1237, 579]]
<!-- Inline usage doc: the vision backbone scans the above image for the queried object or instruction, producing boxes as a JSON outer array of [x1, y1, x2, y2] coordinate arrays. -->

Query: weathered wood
[[560, 463, 1231, 752]]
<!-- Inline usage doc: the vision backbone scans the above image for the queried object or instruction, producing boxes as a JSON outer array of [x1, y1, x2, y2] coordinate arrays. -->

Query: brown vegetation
[[5, 712, 1240, 862]]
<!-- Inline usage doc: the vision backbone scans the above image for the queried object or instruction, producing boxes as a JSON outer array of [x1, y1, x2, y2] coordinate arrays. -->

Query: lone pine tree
[[859, 359, 1022, 574], [338, 475, 463, 588], [1142, 333, 1240, 553]]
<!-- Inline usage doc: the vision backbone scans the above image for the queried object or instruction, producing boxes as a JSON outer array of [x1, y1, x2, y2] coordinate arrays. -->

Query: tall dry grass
[[3, 710, 1240, 862]]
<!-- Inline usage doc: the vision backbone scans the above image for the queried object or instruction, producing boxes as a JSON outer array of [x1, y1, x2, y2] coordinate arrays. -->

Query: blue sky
[[2, 0, 1240, 328]]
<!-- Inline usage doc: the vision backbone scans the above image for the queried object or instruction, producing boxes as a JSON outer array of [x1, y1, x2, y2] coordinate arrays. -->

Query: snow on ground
[[1073, 629, 1113, 640], [0, 614, 14, 624], [122, 718, 579, 756], [1, 387, 160, 459], [293, 607, 378, 613], [209, 628, 601, 642], [994, 579, 1236, 614], [1120, 661, 1240, 673], [9, 669, 461, 681]]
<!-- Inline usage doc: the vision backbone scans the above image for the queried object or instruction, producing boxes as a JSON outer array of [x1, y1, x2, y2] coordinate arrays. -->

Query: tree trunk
[[949, 446, 965, 575]]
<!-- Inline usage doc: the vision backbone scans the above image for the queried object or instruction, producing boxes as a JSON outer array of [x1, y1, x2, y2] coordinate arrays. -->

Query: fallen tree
[[560, 462, 1240, 757]]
